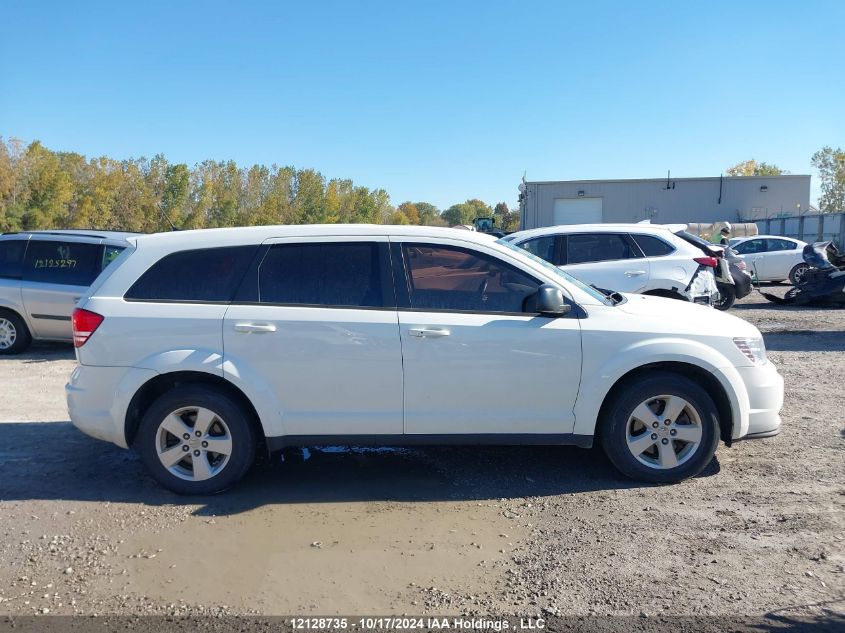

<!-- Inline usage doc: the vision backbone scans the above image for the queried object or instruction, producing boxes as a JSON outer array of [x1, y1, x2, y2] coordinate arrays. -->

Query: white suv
[[66, 225, 783, 494], [503, 224, 719, 304]]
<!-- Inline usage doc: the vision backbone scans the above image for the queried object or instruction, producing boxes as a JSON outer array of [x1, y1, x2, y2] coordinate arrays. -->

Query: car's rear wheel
[[789, 263, 810, 286], [714, 284, 736, 310], [601, 372, 720, 483], [0, 310, 32, 355], [137, 386, 257, 494]]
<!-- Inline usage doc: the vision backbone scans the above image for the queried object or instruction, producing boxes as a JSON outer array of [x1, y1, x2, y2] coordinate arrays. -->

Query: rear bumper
[[735, 362, 784, 438], [66, 364, 157, 448]]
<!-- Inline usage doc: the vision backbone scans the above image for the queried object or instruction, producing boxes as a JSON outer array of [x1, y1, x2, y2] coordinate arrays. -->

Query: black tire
[[600, 371, 720, 484], [136, 385, 258, 494], [714, 284, 736, 311], [789, 263, 810, 286], [0, 310, 32, 355]]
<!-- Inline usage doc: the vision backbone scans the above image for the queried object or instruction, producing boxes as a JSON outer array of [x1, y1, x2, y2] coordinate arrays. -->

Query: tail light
[[694, 256, 719, 268], [72, 308, 104, 347], [736, 260, 747, 271]]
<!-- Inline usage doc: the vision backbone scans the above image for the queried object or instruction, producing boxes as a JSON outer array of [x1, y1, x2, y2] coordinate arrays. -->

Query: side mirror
[[536, 284, 571, 316]]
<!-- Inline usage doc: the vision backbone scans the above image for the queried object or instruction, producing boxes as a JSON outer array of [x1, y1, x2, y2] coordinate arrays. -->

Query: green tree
[[397, 202, 420, 224], [726, 159, 787, 177], [811, 146, 845, 212], [413, 202, 441, 225], [442, 198, 492, 226]]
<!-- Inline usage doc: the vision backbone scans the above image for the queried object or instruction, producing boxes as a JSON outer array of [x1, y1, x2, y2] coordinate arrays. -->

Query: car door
[[20, 238, 103, 340], [394, 239, 582, 436], [765, 239, 800, 280], [562, 232, 649, 292], [733, 239, 769, 279], [223, 237, 404, 437]]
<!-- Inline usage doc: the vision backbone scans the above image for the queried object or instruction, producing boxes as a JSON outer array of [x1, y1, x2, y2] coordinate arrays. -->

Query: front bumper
[[735, 362, 784, 438], [66, 364, 158, 448]]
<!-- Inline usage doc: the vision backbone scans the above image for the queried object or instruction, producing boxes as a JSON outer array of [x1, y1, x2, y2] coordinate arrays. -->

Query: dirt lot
[[0, 285, 843, 625]]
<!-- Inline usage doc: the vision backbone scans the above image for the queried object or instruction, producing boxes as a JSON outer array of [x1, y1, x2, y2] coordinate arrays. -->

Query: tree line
[[0, 137, 520, 234]]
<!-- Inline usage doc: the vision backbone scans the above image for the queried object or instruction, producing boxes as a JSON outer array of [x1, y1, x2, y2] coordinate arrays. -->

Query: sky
[[2, 0, 843, 210]]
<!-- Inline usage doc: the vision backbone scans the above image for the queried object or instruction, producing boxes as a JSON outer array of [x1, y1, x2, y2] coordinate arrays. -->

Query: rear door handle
[[408, 327, 451, 338], [234, 323, 277, 333], [624, 270, 647, 277]]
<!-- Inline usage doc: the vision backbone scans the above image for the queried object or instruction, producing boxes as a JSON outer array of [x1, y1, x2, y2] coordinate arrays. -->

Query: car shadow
[[0, 421, 720, 516], [763, 330, 845, 352], [0, 341, 75, 362]]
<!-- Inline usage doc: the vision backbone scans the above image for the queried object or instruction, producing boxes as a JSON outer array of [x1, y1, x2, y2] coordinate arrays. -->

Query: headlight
[[733, 337, 768, 365]]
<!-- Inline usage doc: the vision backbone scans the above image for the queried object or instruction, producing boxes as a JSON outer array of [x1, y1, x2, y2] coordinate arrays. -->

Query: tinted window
[[734, 239, 766, 255], [102, 245, 125, 270], [23, 240, 101, 286], [258, 242, 385, 307], [0, 239, 26, 279], [126, 246, 256, 302], [766, 239, 796, 252], [632, 234, 674, 257], [518, 236, 557, 264], [403, 244, 540, 313], [567, 233, 639, 264]]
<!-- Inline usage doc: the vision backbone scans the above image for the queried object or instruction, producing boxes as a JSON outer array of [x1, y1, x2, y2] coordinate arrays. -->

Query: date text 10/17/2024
[[289, 617, 547, 631]]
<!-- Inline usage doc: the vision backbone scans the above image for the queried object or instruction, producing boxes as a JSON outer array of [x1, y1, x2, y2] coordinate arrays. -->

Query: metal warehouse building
[[518, 175, 811, 230]]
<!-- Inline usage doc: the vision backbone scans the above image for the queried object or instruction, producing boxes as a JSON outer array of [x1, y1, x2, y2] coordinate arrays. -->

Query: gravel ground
[[0, 285, 842, 626]]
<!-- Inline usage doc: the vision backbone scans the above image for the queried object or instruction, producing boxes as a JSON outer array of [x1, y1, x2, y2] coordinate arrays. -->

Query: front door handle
[[624, 270, 647, 277], [408, 327, 451, 338], [234, 323, 277, 333]]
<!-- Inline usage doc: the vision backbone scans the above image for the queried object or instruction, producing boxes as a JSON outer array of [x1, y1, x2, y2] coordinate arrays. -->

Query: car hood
[[615, 293, 761, 339]]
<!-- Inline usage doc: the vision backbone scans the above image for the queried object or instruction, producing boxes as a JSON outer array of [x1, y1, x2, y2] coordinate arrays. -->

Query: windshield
[[496, 238, 614, 306]]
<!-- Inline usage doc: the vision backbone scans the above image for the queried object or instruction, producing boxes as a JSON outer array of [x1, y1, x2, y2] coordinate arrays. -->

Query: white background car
[[66, 225, 783, 494], [728, 235, 809, 284], [503, 224, 719, 304]]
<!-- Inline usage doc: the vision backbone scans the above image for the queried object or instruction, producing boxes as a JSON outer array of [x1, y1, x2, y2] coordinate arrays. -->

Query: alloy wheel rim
[[0, 318, 17, 350], [155, 406, 233, 481], [793, 265, 808, 284], [625, 395, 703, 470]]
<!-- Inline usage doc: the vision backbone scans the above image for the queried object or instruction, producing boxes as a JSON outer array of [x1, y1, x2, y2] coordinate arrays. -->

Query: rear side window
[[258, 242, 386, 308], [631, 234, 675, 257], [566, 233, 640, 264], [733, 239, 766, 255], [766, 239, 797, 252], [0, 239, 27, 279], [23, 240, 101, 286], [125, 246, 256, 302], [102, 245, 125, 270]]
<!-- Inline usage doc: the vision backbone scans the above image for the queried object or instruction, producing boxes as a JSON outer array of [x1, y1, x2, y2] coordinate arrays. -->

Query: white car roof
[[506, 223, 688, 242], [129, 224, 503, 249], [730, 235, 804, 242]]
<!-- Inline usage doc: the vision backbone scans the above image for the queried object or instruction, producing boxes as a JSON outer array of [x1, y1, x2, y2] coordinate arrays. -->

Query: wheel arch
[[125, 371, 265, 449], [595, 362, 736, 445]]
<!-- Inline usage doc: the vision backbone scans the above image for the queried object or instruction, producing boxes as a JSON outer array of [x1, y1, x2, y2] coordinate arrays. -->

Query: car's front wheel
[[136, 386, 258, 494], [0, 310, 32, 355], [601, 372, 720, 483]]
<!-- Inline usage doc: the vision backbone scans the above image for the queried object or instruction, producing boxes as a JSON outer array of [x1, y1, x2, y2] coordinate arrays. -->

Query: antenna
[[158, 201, 178, 232]]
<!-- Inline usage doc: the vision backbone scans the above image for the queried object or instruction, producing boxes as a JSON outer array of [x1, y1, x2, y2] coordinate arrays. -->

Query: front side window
[[631, 234, 674, 257], [125, 246, 256, 302], [22, 240, 101, 286], [518, 236, 557, 264], [734, 239, 766, 255], [402, 243, 540, 313], [566, 233, 639, 264], [258, 242, 385, 307], [0, 239, 26, 279]]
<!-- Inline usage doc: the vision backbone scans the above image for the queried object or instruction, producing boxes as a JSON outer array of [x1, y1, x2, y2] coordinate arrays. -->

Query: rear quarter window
[[0, 239, 27, 279], [125, 246, 256, 302], [631, 234, 675, 257], [22, 240, 101, 286]]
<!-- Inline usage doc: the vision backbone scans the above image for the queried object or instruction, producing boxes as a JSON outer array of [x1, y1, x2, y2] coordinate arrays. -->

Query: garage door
[[553, 198, 603, 225]]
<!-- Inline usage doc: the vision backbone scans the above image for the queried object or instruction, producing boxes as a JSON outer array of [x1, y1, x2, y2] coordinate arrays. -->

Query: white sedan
[[728, 236, 809, 285]]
